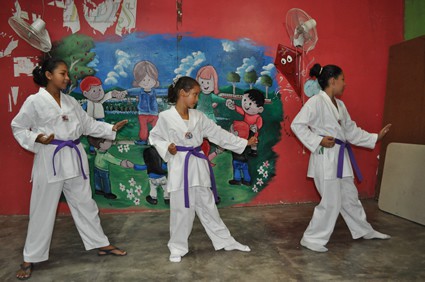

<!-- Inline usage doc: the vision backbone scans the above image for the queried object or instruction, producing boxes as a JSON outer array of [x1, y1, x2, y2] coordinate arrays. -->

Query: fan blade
[[8, 17, 52, 52]]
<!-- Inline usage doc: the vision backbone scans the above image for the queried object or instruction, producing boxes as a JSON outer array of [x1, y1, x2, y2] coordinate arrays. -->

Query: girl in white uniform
[[291, 63, 392, 253], [149, 76, 257, 262], [12, 58, 127, 280]]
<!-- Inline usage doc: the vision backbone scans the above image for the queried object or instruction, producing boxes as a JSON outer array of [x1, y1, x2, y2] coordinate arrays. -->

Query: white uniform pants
[[302, 177, 374, 246], [149, 176, 169, 199], [168, 186, 236, 256], [23, 172, 109, 262]]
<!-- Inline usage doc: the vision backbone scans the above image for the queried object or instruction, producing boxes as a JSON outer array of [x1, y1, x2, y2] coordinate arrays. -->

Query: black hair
[[87, 136, 106, 149], [244, 89, 265, 107], [32, 57, 67, 87], [167, 76, 200, 104], [309, 63, 343, 90], [143, 146, 167, 175]]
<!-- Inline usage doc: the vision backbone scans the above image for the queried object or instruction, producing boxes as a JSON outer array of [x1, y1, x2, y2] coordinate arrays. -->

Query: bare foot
[[363, 230, 391, 240], [224, 241, 251, 252], [98, 245, 127, 256], [16, 262, 33, 280]]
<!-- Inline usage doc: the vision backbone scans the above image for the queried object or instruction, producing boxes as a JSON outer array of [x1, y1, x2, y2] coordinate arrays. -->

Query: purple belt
[[50, 138, 87, 179], [175, 145, 218, 208], [334, 138, 363, 182]]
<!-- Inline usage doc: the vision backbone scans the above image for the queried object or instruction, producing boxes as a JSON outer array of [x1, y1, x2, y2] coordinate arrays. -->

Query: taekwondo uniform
[[149, 106, 247, 257], [11, 88, 116, 263], [291, 90, 377, 246]]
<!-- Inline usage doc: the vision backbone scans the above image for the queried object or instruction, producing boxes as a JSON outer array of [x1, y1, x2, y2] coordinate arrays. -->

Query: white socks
[[299, 230, 391, 253], [224, 241, 251, 252], [363, 230, 391, 240], [169, 241, 250, 262], [169, 254, 182, 263], [300, 238, 328, 253]]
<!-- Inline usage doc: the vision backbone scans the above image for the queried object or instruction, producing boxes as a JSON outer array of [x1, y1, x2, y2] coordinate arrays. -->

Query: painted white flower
[[124, 144, 130, 152], [133, 198, 140, 205], [135, 185, 142, 196], [128, 177, 136, 187], [127, 188, 134, 200], [252, 185, 259, 193], [263, 160, 270, 168], [256, 178, 264, 186], [119, 183, 126, 191], [257, 166, 265, 175], [263, 171, 268, 179], [118, 146, 124, 153]]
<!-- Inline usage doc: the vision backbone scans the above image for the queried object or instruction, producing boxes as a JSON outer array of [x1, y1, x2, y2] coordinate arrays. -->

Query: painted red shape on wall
[[274, 44, 302, 96]]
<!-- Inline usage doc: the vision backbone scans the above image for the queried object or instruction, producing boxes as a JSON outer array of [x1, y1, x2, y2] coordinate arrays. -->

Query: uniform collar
[[319, 90, 341, 122]]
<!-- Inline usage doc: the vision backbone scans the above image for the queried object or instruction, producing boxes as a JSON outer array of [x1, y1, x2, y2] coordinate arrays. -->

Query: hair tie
[[319, 67, 323, 75], [172, 76, 180, 87]]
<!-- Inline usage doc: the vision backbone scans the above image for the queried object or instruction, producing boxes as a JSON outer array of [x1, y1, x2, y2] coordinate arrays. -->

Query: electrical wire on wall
[[176, 0, 183, 67]]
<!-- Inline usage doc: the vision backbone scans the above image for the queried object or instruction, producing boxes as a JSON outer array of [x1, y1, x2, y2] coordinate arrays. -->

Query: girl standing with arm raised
[[12, 58, 127, 280], [149, 76, 257, 262], [291, 63, 392, 253]]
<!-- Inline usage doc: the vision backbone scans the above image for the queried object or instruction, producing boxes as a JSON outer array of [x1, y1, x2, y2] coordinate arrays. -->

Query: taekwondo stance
[[291, 63, 392, 253], [149, 76, 258, 262], [12, 58, 127, 280]]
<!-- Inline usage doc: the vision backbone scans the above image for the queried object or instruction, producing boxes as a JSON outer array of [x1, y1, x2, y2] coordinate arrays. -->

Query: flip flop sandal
[[98, 247, 127, 256], [16, 263, 33, 280]]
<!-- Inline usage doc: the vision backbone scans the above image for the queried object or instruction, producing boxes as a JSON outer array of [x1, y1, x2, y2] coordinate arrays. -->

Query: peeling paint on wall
[[115, 0, 137, 36], [8, 86, 19, 112], [83, 0, 121, 35], [13, 57, 36, 77]]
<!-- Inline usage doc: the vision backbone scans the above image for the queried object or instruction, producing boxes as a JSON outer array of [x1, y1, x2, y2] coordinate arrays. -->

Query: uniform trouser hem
[[352, 231, 373, 240], [23, 256, 49, 263], [23, 174, 110, 262], [168, 186, 236, 255], [23, 240, 110, 263], [302, 177, 374, 245], [83, 240, 111, 251], [213, 238, 237, 251]]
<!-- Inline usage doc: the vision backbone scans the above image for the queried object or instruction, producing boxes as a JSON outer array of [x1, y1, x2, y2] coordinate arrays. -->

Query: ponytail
[[32, 57, 67, 87], [309, 63, 342, 90]]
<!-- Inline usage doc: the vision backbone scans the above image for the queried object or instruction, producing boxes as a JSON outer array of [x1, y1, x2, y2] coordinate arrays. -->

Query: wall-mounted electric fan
[[8, 17, 52, 52], [286, 8, 318, 54]]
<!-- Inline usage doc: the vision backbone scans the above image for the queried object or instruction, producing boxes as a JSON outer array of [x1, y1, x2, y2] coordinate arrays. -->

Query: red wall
[[0, 0, 404, 214]]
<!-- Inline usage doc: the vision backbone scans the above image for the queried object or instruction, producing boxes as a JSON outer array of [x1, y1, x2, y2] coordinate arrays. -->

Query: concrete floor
[[1, 200, 424, 282]]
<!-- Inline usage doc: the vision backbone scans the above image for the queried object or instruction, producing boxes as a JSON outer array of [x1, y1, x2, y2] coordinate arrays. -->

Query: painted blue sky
[[85, 33, 276, 92]]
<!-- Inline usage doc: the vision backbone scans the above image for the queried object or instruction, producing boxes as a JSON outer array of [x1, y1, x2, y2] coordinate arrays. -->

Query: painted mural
[[51, 33, 283, 209]]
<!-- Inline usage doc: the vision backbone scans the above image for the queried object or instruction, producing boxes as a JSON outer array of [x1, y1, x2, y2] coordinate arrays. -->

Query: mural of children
[[226, 89, 265, 157], [196, 65, 222, 163], [134, 146, 169, 205], [196, 65, 220, 122], [228, 121, 252, 186], [81, 76, 126, 153], [87, 136, 134, 199], [123, 61, 161, 145], [80, 76, 126, 121]]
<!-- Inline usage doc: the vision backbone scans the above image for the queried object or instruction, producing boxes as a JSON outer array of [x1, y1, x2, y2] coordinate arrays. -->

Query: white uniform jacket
[[149, 106, 248, 193], [11, 87, 116, 183], [291, 90, 378, 180]]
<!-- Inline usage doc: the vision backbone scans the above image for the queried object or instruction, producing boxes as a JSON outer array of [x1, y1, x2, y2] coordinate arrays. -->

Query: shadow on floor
[[1, 200, 424, 281]]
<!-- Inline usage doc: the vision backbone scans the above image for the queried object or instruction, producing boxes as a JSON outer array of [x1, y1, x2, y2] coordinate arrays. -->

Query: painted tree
[[51, 34, 96, 94], [227, 71, 240, 94], [244, 70, 258, 89], [260, 74, 273, 98]]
